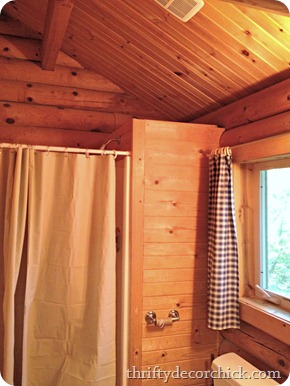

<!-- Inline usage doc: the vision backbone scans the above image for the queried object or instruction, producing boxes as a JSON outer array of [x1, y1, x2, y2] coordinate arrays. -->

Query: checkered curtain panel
[[207, 148, 240, 330]]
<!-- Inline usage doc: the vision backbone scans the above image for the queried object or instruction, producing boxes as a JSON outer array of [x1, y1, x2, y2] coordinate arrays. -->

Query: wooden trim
[[42, 0, 75, 70], [232, 134, 290, 294], [231, 132, 290, 163], [232, 136, 290, 362], [129, 119, 145, 385], [239, 300, 290, 345], [218, 0, 290, 15]]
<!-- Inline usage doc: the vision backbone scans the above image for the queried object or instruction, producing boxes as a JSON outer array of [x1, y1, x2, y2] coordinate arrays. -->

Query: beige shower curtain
[[1, 146, 116, 386]]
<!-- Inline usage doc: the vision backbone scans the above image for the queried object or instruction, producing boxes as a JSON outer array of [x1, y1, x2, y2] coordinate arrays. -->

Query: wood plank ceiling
[[2, 0, 290, 122]]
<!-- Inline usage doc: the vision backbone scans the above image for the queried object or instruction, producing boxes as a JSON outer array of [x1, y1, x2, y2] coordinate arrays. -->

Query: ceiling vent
[[154, 0, 204, 22]]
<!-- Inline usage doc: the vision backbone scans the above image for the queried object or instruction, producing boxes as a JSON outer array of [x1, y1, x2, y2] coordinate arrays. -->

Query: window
[[260, 166, 290, 302], [236, 158, 290, 311]]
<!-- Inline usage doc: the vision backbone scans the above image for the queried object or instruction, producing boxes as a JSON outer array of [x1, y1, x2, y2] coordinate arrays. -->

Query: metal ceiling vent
[[154, 0, 204, 22]]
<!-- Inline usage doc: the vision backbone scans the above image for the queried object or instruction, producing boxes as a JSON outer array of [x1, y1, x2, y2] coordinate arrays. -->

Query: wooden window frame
[[231, 133, 290, 345]]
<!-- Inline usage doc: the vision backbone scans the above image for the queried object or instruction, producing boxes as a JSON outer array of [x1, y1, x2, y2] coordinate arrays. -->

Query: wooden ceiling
[[2, 0, 290, 122]]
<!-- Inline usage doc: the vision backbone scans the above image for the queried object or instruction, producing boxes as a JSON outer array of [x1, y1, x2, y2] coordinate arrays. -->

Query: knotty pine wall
[[130, 119, 224, 386], [195, 79, 290, 383]]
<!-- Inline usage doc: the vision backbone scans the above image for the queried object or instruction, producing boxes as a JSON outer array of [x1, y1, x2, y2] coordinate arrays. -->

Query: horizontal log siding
[[139, 120, 223, 386], [0, 33, 164, 143], [195, 78, 290, 131]]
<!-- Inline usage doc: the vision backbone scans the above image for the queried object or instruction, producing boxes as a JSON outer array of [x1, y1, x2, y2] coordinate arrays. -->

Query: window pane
[[261, 168, 290, 299]]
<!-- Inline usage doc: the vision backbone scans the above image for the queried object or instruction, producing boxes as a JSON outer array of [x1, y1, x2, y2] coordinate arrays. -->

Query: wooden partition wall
[[130, 119, 223, 386]]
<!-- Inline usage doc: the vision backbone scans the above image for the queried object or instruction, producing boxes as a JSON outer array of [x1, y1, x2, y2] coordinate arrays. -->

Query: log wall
[[219, 322, 290, 384], [0, 22, 162, 148]]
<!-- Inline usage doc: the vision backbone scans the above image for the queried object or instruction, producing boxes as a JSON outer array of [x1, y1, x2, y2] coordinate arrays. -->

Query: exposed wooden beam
[[218, 0, 290, 15], [41, 0, 74, 71]]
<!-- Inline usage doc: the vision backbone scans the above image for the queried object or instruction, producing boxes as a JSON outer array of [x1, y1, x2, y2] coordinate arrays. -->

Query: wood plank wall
[[130, 119, 223, 386], [194, 79, 290, 384]]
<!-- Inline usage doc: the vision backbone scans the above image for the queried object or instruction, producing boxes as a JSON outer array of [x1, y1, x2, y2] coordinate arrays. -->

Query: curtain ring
[[113, 150, 117, 159], [46, 146, 50, 156], [85, 149, 90, 159], [64, 147, 68, 157]]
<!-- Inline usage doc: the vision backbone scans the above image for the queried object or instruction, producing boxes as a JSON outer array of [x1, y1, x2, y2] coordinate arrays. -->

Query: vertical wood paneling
[[131, 120, 224, 385]]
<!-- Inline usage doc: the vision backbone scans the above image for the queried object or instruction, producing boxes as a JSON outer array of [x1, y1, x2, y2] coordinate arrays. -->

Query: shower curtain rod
[[0, 143, 131, 157]]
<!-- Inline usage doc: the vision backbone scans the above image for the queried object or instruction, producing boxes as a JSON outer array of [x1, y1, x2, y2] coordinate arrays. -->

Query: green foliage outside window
[[261, 168, 290, 299]]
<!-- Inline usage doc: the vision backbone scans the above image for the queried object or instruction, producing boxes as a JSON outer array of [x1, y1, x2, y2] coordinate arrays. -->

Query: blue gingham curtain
[[207, 147, 240, 330]]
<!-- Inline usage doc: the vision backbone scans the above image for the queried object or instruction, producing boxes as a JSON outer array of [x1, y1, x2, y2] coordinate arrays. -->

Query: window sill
[[239, 297, 290, 345]]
